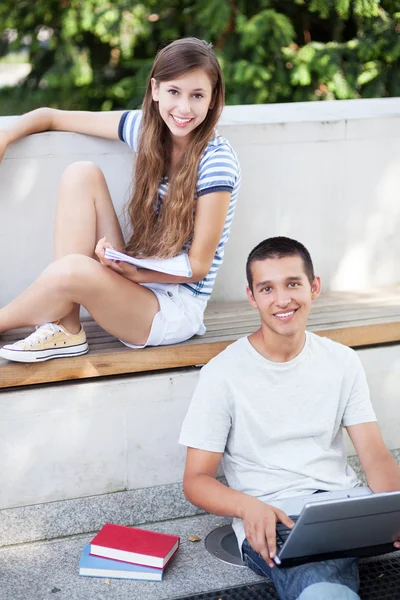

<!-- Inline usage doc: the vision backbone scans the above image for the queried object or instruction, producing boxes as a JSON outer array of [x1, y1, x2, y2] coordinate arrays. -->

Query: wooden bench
[[1, 286, 399, 390]]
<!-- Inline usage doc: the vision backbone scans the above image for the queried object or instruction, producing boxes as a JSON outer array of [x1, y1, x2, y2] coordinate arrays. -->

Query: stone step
[[0, 482, 202, 548]]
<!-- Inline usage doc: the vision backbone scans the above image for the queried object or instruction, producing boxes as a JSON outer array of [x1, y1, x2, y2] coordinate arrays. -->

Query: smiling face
[[246, 255, 321, 341], [151, 68, 213, 144]]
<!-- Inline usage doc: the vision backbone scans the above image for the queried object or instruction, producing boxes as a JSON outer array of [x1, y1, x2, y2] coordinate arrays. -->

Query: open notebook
[[104, 248, 192, 277]]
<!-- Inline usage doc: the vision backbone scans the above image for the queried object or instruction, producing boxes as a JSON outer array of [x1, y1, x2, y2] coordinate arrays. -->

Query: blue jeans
[[242, 539, 360, 600]]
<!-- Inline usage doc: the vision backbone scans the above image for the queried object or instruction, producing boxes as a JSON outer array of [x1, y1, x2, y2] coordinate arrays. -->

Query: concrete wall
[[1, 344, 399, 511], [1, 97, 400, 306], [1, 98, 399, 512]]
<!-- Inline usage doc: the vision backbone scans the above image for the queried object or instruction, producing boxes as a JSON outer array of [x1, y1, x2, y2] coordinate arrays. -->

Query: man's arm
[[347, 421, 400, 549], [346, 422, 400, 492], [183, 447, 294, 567]]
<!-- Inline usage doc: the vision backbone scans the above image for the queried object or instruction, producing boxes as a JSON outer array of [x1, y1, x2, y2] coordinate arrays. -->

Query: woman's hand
[[95, 237, 122, 271], [114, 261, 142, 282], [95, 237, 142, 282]]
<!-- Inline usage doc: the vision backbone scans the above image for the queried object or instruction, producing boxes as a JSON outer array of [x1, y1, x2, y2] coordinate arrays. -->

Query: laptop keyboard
[[276, 516, 298, 549]]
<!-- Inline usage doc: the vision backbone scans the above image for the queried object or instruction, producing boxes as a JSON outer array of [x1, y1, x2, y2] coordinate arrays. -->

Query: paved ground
[[2, 505, 400, 600], [0, 514, 262, 600]]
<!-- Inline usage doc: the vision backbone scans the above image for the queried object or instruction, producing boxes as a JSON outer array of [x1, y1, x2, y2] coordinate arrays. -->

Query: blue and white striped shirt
[[118, 111, 241, 299]]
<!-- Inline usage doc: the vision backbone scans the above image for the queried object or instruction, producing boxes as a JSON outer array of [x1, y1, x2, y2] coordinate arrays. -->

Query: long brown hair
[[125, 38, 225, 258]]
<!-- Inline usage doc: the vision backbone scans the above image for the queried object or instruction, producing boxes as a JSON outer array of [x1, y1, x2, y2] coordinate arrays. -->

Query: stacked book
[[79, 523, 180, 581]]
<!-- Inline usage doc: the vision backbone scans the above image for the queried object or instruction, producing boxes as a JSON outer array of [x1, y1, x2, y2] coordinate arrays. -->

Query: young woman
[[0, 37, 241, 362]]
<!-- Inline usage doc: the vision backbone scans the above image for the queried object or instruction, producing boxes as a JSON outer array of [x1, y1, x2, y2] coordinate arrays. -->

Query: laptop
[[271, 488, 400, 567]]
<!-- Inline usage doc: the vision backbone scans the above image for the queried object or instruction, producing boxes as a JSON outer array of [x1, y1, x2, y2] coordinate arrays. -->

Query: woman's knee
[[42, 254, 98, 295], [60, 161, 105, 188]]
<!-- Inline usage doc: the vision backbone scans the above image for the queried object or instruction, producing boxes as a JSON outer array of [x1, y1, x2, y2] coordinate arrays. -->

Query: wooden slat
[[1, 287, 399, 390]]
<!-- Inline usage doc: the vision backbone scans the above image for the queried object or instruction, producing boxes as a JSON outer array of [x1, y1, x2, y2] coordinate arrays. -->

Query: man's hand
[[241, 496, 295, 567]]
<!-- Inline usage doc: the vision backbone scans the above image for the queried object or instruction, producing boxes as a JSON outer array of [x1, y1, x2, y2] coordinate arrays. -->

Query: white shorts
[[120, 283, 207, 349]]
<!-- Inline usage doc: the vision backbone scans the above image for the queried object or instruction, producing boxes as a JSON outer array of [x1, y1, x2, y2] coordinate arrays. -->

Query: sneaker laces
[[24, 322, 67, 347]]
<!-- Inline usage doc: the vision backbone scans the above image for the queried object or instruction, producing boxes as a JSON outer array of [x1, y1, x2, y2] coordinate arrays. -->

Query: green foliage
[[0, 0, 399, 113]]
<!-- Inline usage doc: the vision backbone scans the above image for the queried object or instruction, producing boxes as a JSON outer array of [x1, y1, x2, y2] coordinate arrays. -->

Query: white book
[[104, 248, 192, 277]]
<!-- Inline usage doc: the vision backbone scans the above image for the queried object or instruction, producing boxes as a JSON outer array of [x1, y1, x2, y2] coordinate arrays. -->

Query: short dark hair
[[246, 236, 315, 291]]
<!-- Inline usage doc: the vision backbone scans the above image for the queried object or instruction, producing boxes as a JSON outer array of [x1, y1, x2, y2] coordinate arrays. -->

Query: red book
[[90, 524, 180, 569]]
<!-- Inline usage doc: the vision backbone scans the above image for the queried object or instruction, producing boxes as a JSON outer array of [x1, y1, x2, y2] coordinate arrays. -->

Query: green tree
[[0, 0, 399, 113]]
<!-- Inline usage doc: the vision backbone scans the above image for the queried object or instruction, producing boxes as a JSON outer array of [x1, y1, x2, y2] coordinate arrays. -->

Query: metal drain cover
[[205, 524, 246, 567], [172, 553, 400, 600]]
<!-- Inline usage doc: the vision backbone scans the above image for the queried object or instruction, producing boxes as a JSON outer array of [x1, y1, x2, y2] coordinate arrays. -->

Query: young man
[[179, 236, 400, 600]]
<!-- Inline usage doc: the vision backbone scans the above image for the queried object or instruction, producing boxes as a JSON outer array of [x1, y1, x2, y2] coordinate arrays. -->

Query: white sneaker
[[0, 322, 88, 363]]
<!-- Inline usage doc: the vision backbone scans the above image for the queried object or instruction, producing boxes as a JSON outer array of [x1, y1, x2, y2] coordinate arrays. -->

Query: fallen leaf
[[187, 535, 201, 542]]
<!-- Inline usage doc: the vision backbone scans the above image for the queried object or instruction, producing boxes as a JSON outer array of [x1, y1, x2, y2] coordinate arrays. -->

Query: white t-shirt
[[179, 332, 377, 551]]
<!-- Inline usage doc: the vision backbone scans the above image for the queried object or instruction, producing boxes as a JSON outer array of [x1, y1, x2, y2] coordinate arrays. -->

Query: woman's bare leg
[[53, 160, 126, 333], [0, 255, 159, 345], [0, 161, 128, 335]]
